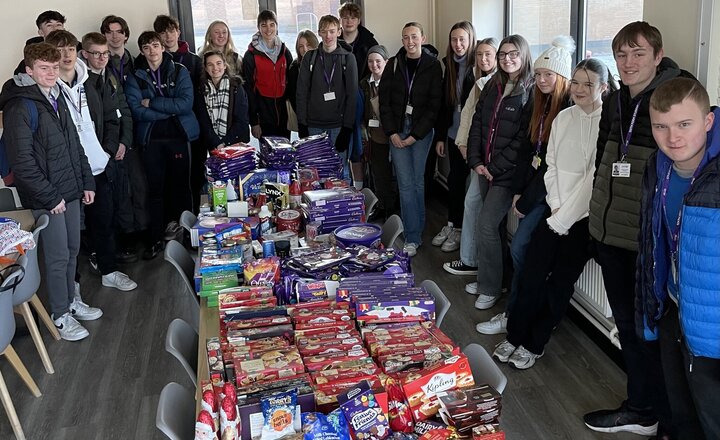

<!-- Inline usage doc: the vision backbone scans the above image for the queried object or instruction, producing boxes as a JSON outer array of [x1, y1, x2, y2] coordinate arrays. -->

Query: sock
[[353, 181, 363, 190]]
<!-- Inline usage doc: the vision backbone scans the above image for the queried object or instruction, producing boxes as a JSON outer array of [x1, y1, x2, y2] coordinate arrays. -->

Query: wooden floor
[[0, 193, 645, 440]]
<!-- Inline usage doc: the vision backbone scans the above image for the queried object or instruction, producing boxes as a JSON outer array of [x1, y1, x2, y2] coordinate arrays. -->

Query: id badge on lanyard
[[613, 95, 643, 178]]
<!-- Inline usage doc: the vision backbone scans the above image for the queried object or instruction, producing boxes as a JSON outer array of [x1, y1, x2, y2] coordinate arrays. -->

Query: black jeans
[[85, 172, 116, 275], [369, 139, 398, 215], [446, 137, 469, 227], [595, 241, 670, 421], [659, 301, 720, 439], [189, 139, 207, 214], [142, 138, 192, 244], [506, 214, 591, 354]]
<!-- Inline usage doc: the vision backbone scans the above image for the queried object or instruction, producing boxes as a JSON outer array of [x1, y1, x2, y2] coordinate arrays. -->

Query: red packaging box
[[293, 320, 356, 332], [369, 338, 440, 357], [400, 354, 475, 421], [423, 323, 461, 356], [302, 349, 371, 372], [291, 308, 352, 325], [377, 346, 447, 374], [218, 287, 274, 309], [233, 347, 304, 386], [298, 336, 365, 356], [224, 315, 291, 331], [296, 330, 361, 346], [472, 424, 505, 440]]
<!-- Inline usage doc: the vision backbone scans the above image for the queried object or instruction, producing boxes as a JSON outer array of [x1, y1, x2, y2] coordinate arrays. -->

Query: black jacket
[[467, 76, 535, 187], [195, 75, 250, 149], [82, 71, 121, 157], [379, 45, 442, 140], [287, 58, 301, 113], [170, 40, 203, 87], [0, 77, 94, 209], [340, 25, 378, 82], [434, 55, 476, 143]]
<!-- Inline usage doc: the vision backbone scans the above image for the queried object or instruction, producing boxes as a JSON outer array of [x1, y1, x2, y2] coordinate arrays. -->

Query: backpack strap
[[23, 98, 39, 133], [308, 49, 318, 73]]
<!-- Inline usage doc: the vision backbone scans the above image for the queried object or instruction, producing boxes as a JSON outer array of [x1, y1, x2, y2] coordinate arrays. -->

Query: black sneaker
[[142, 241, 165, 260], [88, 253, 100, 275], [443, 259, 478, 276], [116, 250, 139, 264], [584, 401, 658, 436]]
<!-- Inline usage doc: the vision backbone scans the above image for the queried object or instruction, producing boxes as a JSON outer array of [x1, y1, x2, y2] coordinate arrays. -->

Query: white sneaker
[[102, 271, 138, 291], [74, 281, 81, 301], [53, 312, 89, 341], [403, 242, 419, 257], [508, 345, 543, 369], [69, 298, 103, 321], [476, 312, 508, 335], [431, 225, 453, 246], [440, 228, 461, 252], [492, 339, 517, 363], [465, 282, 478, 295], [475, 294, 499, 310]]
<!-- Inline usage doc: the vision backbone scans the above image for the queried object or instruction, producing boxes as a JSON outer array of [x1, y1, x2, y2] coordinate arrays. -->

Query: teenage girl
[[199, 20, 242, 77]]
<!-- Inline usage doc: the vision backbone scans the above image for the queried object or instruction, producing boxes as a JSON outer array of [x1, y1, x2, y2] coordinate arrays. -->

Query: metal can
[[262, 240, 276, 257], [276, 209, 302, 233]]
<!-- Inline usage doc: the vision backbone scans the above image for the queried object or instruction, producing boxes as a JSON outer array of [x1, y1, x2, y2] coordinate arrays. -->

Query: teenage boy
[[124, 31, 199, 260], [243, 10, 293, 140], [14, 10, 67, 74], [338, 3, 378, 82], [0, 43, 98, 341], [46, 30, 138, 292], [584, 21, 691, 436], [296, 15, 358, 178], [638, 77, 720, 440], [101, 15, 134, 85]]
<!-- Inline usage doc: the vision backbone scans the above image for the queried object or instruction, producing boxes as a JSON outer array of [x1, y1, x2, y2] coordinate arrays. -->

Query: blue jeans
[[390, 119, 433, 244], [508, 201, 546, 313], [460, 171, 483, 266], [308, 126, 349, 181], [475, 177, 513, 297]]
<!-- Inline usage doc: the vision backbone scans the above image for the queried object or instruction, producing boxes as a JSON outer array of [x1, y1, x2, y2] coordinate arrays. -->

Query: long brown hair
[[529, 75, 571, 144], [444, 21, 476, 107]]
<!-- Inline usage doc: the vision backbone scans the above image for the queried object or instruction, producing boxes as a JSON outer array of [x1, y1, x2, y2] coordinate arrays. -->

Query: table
[[196, 297, 219, 415]]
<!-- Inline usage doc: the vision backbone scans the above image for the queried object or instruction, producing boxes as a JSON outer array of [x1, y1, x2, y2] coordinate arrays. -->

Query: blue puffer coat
[[636, 107, 720, 358]]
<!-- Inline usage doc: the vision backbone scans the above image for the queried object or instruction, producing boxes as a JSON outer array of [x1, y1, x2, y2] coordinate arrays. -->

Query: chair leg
[[16, 303, 54, 374], [2, 346, 41, 398], [0, 370, 26, 440], [29, 294, 60, 341]]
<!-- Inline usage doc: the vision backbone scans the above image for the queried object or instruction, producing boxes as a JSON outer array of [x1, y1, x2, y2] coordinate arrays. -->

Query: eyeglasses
[[498, 50, 520, 60], [87, 51, 111, 59]]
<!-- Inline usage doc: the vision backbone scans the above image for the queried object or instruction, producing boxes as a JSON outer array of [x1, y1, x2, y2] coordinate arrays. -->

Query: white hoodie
[[544, 104, 602, 235], [56, 58, 109, 176]]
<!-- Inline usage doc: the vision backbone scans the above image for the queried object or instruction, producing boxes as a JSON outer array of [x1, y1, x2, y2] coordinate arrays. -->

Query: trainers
[[444, 260, 478, 276], [508, 345, 543, 369], [403, 242, 419, 257], [492, 339, 516, 363], [431, 225, 453, 246], [53, 312, 89, 341], [102, 271, 138, 291], [475, 294, 499, 310], [164, 221, 182, 241], [476, 312, 508, 335], [88, 253, 100, 275], [73, 281, 81, 302], [440, 229, 461, 252], [584, 401, 658, 436], [465, 282, 478, 295], [70, 297, 103, 321], [142, 240, 165, 260]]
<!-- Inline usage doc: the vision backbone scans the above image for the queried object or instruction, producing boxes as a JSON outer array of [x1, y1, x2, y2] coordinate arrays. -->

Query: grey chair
[[420, 280, 451, 329], [0, 187, 17, 211], [381, 214, 404, 249], [13, 214, 57, 375], [1, 267, 38, 440], [165, 318, 198, 388], [156, 381, 195, 440], [179, 210, 197, 235], [361, 188, 379, 218], [463, 343, 508, 394], [163, 240, 199, 330]]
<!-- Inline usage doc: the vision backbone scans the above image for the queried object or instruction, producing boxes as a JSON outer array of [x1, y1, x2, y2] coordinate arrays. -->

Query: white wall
[[643, 0, 700, 77], [472, 0, 504, 41], [364, 0, 435, 56], [0, 0, 169, 82]]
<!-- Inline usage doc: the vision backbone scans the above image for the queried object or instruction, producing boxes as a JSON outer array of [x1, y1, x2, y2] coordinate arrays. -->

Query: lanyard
[[660, 164, 701, 257], [405, 57, 421, 100], [485, 81, 505, 163], [62, 85, 85, 120], [110, 53, 126, 84], [151, 69, 165, 97], [618, 94, 643, 160], [319, 52, 336, 89], [534, 99, 551, 155], [49, 94, 58, 113]]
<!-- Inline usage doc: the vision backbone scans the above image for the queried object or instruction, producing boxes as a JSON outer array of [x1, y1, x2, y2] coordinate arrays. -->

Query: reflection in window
[[509, 0, 571, 60], [585, 0, 643, 79]]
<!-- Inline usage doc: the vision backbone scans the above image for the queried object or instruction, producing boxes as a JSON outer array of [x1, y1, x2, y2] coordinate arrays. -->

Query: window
[[509, 0, 572, 60], [585, 0, 643, 78]]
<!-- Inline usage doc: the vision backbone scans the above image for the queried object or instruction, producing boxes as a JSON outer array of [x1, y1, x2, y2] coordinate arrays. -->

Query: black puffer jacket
[[379, 45, 443, 140], [0, 77, 94, 209], [341, 25, 379, 82], [467, 75, 535, 187], [588, 57, 693, 250]]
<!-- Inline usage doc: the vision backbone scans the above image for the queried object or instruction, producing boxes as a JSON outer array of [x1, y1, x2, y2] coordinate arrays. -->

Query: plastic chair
[[420, 280, 451, 329], [179, 210, 197, 234], [163, 240, 199, 330], [361, 188, 379, 218], [156, 382, 195, 440], [463, 343, 508, 394], [1, 267, 38, 440], [165, 318, 198, 388], [0, 187, 17, 211], [381, 214, 404, 249]]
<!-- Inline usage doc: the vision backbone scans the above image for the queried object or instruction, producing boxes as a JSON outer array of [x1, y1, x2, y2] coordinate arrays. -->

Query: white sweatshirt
[[544, 104, 602, 235]]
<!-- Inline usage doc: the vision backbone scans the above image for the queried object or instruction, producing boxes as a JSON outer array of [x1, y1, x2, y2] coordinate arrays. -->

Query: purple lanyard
[[111, 53, 125, 83], [151, 69, 165, 97], [405, 58, 421, 101], [535, 101, 550, 155], [485, 81, 505, 163], [49, 94, 58, 113], [618, 94, 643, 160], [319, 52, 336, 90], [659, 165, 701, 256]]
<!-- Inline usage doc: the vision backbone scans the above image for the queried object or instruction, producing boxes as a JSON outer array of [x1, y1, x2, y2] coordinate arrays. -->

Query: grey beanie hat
[[367, 44, 389, 61]]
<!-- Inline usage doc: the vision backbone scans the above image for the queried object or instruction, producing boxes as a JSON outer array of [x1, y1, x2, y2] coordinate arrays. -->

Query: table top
[[196, 296, 220, 415]]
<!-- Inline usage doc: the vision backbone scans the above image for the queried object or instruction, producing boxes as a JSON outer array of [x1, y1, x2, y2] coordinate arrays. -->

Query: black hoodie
[[340, 25, 378, 82]]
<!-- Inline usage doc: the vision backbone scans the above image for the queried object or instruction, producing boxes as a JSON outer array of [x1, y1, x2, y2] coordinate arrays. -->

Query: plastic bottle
[[226, 179, 238, 201], [258, 205, 273, 235], [289, 180, 302, 208]]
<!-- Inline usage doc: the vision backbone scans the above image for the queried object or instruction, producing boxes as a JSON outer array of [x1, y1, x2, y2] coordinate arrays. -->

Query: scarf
[[205, 76, 231, 138]]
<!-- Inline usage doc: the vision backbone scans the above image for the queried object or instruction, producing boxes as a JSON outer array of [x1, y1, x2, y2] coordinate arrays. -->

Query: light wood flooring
[[0, 193, 646, 439]]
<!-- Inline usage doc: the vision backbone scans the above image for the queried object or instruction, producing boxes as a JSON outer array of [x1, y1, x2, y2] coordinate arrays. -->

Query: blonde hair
[[199, 20, 241, 75]]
